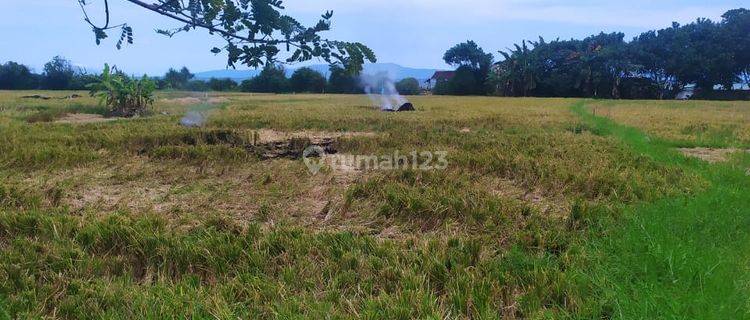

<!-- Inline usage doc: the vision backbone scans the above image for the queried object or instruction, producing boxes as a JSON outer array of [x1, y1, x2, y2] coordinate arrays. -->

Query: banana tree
[[88, 64, 156, 117], [494, 40, 538, 96]]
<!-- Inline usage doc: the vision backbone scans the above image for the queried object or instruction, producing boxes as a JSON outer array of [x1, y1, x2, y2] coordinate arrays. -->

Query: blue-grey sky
[[0, 0, 745, 75]]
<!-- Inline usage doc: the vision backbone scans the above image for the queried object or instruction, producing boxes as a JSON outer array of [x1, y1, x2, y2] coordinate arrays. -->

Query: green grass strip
[[0, 297, 9, 320], [572, 101, 750, 319]]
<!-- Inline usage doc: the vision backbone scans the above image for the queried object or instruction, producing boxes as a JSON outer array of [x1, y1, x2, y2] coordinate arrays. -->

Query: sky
[[0, 0, 745, 75]]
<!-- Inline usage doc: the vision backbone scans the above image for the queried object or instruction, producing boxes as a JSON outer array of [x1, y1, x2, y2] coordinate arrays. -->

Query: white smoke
[[180, 111, 207, 127], [360, 72, 407, 111], [179, 93, 218, 127]]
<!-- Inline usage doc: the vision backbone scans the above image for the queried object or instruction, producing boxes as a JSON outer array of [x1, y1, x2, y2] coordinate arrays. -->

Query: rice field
[[589, 99, 750, 148], [0, 91, 748, 319]]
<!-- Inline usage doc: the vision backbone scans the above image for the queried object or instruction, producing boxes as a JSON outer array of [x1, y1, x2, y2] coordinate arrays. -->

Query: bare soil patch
[[253, 129, 376, 144], [483, 177, 571, 219], [217, 131, 375, 227], [55, 113, 119, 124], [208, 97, 230, 104], [38, 161, 262, 221], [678, 147, 749, 163], [162, 97, 230, 105], [67, 184, 172, 213], [162, 97, 202, 105], [228, 129, 376, 160], [42, 129, 378, 231]]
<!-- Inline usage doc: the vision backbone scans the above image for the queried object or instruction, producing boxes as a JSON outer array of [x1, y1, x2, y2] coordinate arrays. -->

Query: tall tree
[[290, 67, 326, 93], [493, 34, 636, 99], [443, 40, 494, 72], [43, 56, 76, 90], [327, 65, 360, 94], [77, 0, 375, 72], [0, 62, 38, 90], [630, 29, 678, 99], [446, 66, 481, 96], [494, 39, 539, 96], [666, 19, 736, 91], [579, 32, 630, 98], [722, 9, 750, 88], [241, 64, 289, 93], [443, 41, 494, 94], [163, 67, 194, 89]]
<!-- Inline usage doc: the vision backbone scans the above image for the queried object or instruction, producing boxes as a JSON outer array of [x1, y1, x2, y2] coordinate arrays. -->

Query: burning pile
[[177, 74, 418, 130], [361, 72, 416, 112], [389, 102, 415, 112]]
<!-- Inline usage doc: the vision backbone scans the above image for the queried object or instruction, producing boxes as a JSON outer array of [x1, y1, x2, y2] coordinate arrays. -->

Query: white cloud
[[287, 0, 735, 28]]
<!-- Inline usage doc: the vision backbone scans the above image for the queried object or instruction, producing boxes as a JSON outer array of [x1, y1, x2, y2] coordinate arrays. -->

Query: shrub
[[163, 67, 194, 90], [395, 78, 421, 95], [240, 64, 289, 93], [434, 66, 481, 96], [327, 65, 361, 93], [208, 78, 238, 92], [433, 80, 452, 95], [620, 77, 660, 99], [185, 80, 209, 92], [69, 73, 102, 90], [692, 89, 750, 101], [87, 64, 156, 117], [290, 67, 326, 93]]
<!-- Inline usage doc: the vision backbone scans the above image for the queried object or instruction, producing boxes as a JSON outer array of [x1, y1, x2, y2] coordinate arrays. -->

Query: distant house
[[423, 71, 455, 90], [676, 83, 749, 100], [676, 84, 695, 100], [731, 83, 750, 91]]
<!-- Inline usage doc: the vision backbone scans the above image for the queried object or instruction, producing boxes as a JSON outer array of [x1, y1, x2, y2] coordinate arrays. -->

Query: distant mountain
[[359, 63, 439, 82], [193, 69, 261, 82], [194, 63, 440, 82]]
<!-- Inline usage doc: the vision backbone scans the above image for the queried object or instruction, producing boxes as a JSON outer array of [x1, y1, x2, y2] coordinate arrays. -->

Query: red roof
[[430, 71, 456, 81]]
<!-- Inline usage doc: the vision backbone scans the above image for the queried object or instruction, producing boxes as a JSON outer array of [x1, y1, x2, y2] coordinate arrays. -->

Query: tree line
[[0, 57, 100, 91], [5, 8, 747, 99], [435, 8, 750, 100], [0, 57, 421, 95], [0, 57, 237, 92], [237, 64, 421, 95]]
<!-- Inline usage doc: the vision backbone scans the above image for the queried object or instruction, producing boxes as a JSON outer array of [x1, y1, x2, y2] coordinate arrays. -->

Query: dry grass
[[0, 91, 720, 318], [678, 147, 750, 163], [589, 99, 750, 147], [55, 113, 119, 124]]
